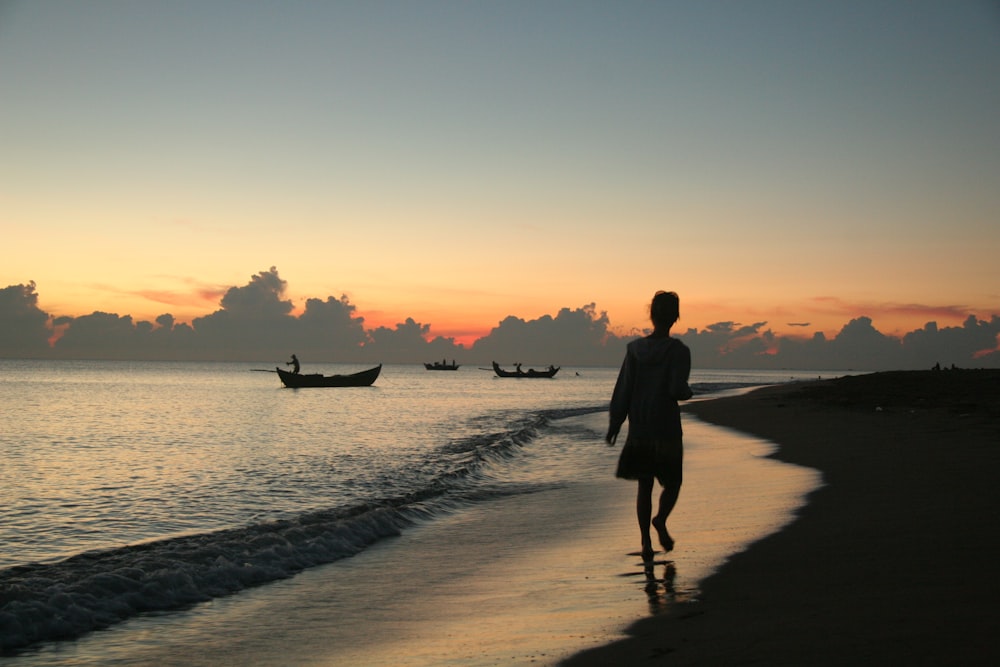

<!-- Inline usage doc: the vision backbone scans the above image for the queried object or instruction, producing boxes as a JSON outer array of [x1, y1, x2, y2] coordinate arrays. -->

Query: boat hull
[[424, 363, 460, 370], [491, 361, 559, 378], [275, 365, 381, 388]]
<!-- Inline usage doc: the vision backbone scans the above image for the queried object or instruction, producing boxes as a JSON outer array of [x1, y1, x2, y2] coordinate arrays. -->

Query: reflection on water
[[644, 560, 681, 613]]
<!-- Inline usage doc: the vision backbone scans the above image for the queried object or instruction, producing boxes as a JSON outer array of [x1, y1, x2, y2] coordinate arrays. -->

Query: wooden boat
[[491, 361, 560, 378], [275, 364, 381, 388], [424, 361, 460, 371]]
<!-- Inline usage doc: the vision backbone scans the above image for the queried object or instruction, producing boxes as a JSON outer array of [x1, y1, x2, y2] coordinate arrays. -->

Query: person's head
[[650, 291, 680, 330]]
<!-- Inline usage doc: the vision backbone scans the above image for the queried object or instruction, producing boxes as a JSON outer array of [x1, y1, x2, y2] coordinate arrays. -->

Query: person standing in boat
[[286, 354, 300, 374], [606, 291, 692, 562]]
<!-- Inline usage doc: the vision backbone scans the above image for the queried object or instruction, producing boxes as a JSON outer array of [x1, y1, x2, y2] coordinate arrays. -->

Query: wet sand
[[563, 369, 1000, 666]]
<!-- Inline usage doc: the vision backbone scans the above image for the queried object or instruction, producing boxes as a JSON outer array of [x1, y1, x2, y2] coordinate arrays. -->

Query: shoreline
[[563, 369, 1000, 665], [6, 411, 819, 665]]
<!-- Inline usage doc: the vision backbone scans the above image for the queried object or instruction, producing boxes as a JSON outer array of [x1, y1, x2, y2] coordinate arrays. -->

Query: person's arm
[[606, 352, 633, 444], [669, 345, 693, 401]]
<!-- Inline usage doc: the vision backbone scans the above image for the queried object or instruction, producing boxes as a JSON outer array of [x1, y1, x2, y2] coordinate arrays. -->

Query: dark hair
[[650, 291, 680, 329]]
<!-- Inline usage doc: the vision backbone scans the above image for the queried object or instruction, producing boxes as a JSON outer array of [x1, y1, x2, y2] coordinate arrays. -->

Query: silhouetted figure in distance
[[606, 291, 693, 562], [287, 354, 300, 374]]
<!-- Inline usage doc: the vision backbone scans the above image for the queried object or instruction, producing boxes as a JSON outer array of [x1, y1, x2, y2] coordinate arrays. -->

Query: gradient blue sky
[[3, 1, 998, 345]]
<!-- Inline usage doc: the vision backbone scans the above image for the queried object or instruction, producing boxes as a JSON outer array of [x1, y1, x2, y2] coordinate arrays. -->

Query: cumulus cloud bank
[[2, 268, 998, 370]]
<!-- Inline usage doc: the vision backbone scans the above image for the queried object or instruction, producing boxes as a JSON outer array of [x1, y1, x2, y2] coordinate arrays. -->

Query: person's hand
[[605, 431, 618, 446]]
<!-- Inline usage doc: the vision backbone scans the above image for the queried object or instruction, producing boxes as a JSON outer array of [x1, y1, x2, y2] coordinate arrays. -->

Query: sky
[[3, 0, 999, 350]]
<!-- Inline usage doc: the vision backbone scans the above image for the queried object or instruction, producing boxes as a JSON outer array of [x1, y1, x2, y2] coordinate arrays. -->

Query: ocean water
[[0, 360, 832, 656]]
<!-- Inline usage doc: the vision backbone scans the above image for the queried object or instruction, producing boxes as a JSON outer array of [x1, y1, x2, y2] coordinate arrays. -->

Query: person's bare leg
[[651, 495, 676, 553], [652, 464, 682, 552], [636, 477, 655, 560]]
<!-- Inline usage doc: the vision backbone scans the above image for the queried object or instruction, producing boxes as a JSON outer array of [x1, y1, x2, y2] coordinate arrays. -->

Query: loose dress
[[608, 335, 692, 482]]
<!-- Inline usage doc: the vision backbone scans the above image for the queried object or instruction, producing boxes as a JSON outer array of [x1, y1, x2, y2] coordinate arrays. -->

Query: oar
[[250, 369, 278, 373]]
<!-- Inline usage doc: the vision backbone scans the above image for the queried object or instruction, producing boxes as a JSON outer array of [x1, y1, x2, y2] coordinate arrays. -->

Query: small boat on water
[[424, 361, 460, 371], [275, 364, 382, 388], [491, 361, 560, 378]]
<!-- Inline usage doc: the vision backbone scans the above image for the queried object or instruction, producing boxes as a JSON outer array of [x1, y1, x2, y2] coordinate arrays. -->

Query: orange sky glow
[[2, 2, 998, 354]]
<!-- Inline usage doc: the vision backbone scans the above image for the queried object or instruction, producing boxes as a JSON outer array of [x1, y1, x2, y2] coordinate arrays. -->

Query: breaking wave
[[0, 406, 604, 654]]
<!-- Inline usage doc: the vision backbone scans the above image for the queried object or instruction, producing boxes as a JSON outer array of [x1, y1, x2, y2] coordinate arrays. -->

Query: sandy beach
[[564, 369, 1000, 666]]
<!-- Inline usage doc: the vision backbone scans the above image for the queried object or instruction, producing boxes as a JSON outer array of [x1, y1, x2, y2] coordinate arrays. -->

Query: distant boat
[[275, 365, 381, 388], [491, 361, 560, 378], [424, 361, 460, 371]]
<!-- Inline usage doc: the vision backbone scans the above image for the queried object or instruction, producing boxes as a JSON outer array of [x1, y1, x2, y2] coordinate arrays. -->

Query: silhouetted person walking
[[287, 354, 300, 374], [606, 291, 692, 562]]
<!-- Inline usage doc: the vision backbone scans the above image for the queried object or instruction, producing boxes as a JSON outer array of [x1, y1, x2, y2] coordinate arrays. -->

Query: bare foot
[[641, 538, 655, 562], [652, 515, 674, 552]]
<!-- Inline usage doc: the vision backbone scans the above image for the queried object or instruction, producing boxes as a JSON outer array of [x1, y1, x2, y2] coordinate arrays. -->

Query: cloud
[[470, 303, 625, 367], [1, 270, 998, 370], [902, 316, 1000, 366], [50, 311, 146, 356], [809, 297, 975, 326], [131, 288, 220, 309], [80, 275, 228, 311], [0, 281, 51, 356], [185, 268, 369, 361], [367, 318, 437, 364]]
